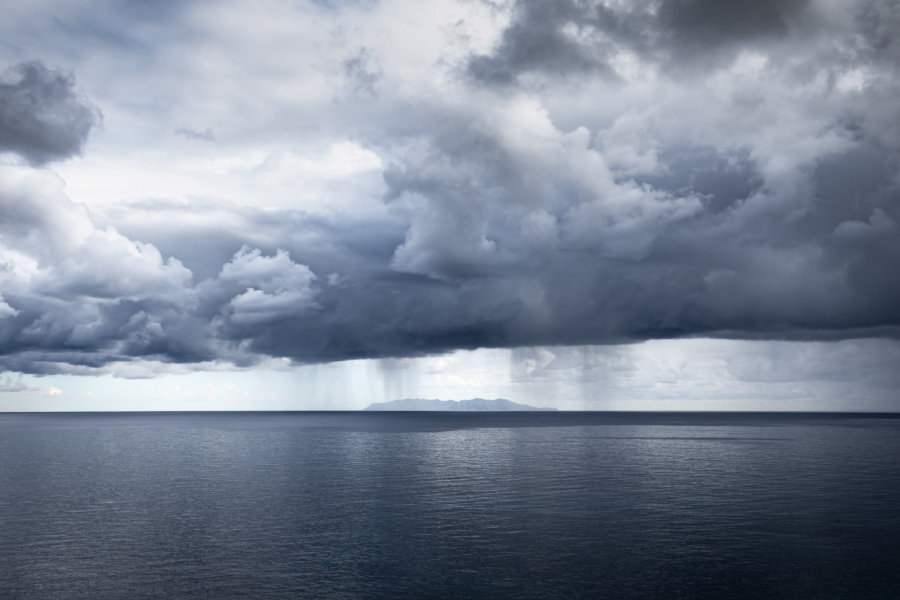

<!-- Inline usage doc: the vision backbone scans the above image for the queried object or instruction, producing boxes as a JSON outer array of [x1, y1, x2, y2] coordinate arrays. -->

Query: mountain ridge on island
[[364, 398, 556, 411]]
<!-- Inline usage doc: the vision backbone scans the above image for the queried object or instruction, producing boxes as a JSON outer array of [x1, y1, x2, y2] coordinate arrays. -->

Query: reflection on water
[[1, 412, 899, 599]]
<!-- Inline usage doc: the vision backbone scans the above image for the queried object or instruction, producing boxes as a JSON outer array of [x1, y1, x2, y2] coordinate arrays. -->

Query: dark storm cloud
[[4, 117, 899, 375], [0, 61, 100, 165], [467, 0, 811, 84], [11, 129, 890, 376], [857, 0, 900, 65], [467, 0, 621, 85], [654, 0, 810, 59], [2, 0, 900, 378]]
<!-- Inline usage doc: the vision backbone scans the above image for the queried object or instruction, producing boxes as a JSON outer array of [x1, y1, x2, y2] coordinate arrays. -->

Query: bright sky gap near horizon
[[0, 0, 898, 411]]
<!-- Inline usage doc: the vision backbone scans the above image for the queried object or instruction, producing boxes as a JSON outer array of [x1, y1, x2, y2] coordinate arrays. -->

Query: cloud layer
[[0, 0, 898, 378]]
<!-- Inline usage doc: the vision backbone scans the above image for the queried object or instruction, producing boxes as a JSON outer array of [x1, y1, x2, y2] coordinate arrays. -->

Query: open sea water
[[1, 411, 899, 599]]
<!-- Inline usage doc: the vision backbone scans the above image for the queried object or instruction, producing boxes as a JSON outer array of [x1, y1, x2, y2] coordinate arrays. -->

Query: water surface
[[1, 412, 898, 598]]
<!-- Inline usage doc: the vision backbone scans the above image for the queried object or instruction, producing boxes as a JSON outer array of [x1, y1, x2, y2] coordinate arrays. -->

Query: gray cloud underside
[[1, 1, 899, 376]]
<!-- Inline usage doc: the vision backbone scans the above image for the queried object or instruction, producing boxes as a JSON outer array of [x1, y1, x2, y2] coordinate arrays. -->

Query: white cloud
[[0, 295, 18, 318]]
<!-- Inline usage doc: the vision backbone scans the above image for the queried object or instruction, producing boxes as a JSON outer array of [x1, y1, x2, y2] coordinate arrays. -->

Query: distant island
[[364, 398, 556, 411]]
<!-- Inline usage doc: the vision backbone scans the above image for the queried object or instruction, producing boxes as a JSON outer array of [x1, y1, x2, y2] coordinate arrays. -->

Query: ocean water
[[1, 412, 899, 599]]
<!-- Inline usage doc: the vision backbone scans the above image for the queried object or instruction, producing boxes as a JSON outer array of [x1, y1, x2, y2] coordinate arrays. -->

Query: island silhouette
[[364, 398, 556, 411]]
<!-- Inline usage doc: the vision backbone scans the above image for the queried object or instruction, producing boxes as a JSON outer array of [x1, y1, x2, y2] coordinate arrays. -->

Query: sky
[[0, 0, 898, 411]]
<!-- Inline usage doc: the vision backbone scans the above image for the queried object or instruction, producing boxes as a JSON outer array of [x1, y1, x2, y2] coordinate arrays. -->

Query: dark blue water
[[1, 412, 899, 599]]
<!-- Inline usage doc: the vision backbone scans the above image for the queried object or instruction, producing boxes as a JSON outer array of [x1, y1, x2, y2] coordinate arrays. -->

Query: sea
[[1, 411, 899, 599]]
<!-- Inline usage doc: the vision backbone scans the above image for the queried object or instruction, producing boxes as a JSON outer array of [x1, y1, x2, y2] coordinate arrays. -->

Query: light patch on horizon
[[2, 338, 897, 412]]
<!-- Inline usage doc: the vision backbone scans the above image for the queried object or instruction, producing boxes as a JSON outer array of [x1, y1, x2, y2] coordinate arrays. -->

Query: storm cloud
[[0, 0, 898, 378], [0, 61, 99, 165], [467, 0, 812, 84]]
